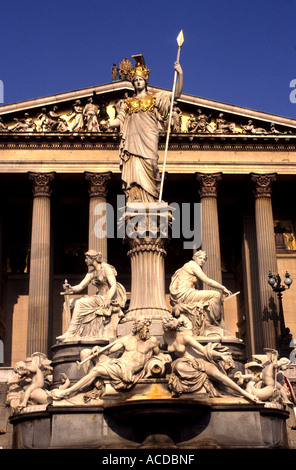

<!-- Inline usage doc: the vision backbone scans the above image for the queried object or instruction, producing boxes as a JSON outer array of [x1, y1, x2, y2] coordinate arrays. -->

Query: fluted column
[[27, 172, 55, 356], [117, 204, 171, 338], [196, 172, 222, 285], [251, 173, 278, 350], [85, 171, 111, 294], [242, 216, 264, 355]]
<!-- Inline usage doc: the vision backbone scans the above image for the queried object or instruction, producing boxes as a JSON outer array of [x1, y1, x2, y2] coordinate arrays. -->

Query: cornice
[[1, 131, 296, 152]]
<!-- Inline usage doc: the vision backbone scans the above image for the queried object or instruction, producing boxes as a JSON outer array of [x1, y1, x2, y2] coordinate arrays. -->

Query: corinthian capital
[[85, 171, 112, 198], [251, 173, 277, 199], [28, 172, 55, 197], [196, 172, 222, 198]]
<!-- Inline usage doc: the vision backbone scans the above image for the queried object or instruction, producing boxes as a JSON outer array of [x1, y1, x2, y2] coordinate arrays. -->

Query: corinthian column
[[251, 173, 278, 350], [27, 172, 55, 356], [196, 172, 222, 286], [85, 172, 111, 295]]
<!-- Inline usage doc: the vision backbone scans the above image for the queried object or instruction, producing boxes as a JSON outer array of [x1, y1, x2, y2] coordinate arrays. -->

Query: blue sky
[[1, 0, 296, 118]]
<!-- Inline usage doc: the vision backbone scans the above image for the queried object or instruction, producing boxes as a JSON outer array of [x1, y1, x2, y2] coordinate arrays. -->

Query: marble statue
[[234, 348, 292, 405], [52, 318, 170, 399], [215, 113, 237, 133], [36, 108, 50, 132], [83, 97, 100, 132], [47, 106, 68, 132], [68, 100, 84, 132], [194, 109, 213, 133], [108, 55, 183, 203], [170, 103, 182, 133], [270, 123, 282, 134], [6, 352, 52, 412], [10, 113, 36, 132], [241, 119, 268, 134], [162, 316, 258, 402], [186, 114, 198, 133], [57, 250, 126, 342], [169, 250, 232, 338], [0, 117, 8, 132]]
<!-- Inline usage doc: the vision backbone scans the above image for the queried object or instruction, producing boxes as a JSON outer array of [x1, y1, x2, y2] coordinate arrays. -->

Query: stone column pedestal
[[27, 172, 55, 356], [251, 173, 278, 351], [117, 203, 172, 337]]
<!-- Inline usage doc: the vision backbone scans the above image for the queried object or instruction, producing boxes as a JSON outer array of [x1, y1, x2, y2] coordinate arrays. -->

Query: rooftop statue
[[67, 100, 84, 132], [10, 113, 36, 132], [234, 348, 292, 405], [83, 97, 100, 132], [169, 250, 233, 338], [108, 54, 183, 203], [57, 250, 126, 342]]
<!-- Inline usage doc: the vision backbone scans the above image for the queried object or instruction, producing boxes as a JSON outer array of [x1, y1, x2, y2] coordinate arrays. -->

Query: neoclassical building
[[0, 60, 296, 367]]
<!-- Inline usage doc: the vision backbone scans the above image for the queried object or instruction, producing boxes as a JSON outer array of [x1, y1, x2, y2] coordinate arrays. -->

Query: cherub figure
[[7, 352, 52, 412], [234, 348, 291, 404]]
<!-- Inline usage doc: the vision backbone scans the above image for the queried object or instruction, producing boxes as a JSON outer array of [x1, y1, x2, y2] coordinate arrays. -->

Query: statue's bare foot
[[50, 389, 69, 400], [245, 392, 260, 403], [56, 333, 77, 342]]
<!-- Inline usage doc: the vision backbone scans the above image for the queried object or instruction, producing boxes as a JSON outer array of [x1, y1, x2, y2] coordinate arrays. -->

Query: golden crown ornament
[[130, 54, 150, 82]]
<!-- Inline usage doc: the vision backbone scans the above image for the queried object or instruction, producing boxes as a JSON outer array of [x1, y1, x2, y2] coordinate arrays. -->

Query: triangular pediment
[[0, 80, 296, 136]]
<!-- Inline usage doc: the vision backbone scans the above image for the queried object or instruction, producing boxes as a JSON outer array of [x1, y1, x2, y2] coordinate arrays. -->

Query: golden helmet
[[130, 54, 150, 82]]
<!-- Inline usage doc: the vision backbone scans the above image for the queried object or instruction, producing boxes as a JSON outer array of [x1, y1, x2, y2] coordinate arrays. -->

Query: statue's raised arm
[[174, 61, 183, 99]]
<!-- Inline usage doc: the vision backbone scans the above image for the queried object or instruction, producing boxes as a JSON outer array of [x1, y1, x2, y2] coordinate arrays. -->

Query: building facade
[[0, 72, 296, 368]]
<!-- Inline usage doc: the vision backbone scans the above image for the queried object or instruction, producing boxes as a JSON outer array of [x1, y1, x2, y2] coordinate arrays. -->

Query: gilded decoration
[[125, 94, 156, 115], [274, 220, 296, 251]]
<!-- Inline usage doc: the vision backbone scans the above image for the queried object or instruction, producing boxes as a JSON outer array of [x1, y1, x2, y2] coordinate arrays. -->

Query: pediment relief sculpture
[[0, 91, 294, 136]]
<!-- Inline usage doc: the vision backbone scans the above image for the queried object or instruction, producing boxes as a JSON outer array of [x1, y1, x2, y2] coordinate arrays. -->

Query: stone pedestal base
[[10, 392, 289, 449]]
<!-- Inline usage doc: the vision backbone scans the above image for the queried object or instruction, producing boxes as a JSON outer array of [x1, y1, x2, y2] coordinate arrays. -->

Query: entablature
[[1, 131, 296, 152]]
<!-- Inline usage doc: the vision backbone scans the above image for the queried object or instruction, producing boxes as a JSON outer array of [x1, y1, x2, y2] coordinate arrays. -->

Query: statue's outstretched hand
[[223, 287, 232, 296]]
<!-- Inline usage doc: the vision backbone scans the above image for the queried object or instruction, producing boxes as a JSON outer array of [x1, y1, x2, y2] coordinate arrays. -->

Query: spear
[[159, 30, 184, 203], [60, 279, 71, 330], [76, 335, 129, 370]]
